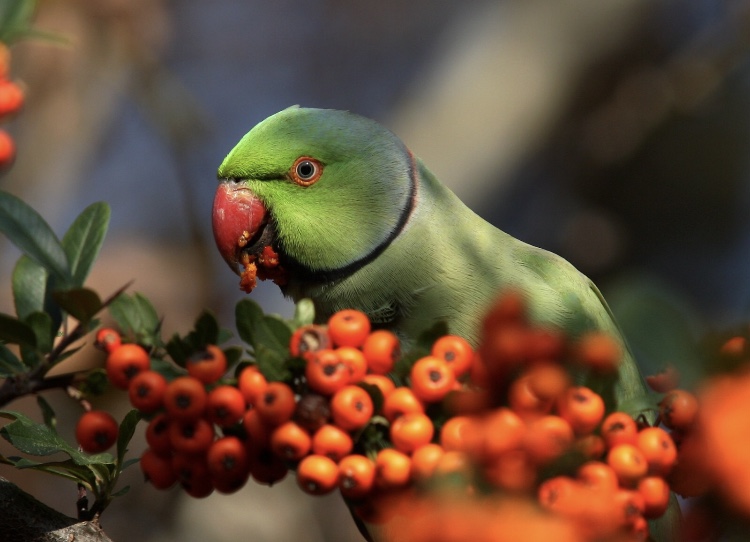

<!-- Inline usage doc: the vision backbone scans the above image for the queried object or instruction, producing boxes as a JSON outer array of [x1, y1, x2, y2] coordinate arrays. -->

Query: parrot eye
[[290, 157, 323, 187]]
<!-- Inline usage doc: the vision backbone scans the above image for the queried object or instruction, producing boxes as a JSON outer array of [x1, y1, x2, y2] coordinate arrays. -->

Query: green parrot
[[213, 105, 646, 402], [212, 106, 679, 541]]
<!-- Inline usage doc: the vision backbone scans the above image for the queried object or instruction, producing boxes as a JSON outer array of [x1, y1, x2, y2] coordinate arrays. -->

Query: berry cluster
[[0, 43, 23, 168], [75, 294, 706, 541]]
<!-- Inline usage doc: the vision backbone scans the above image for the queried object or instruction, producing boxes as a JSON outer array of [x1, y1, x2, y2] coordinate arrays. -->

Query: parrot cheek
[[212, 182, 268, 272]]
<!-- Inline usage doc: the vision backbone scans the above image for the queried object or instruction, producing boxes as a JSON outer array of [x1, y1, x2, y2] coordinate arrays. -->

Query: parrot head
[[212, 106, 416, 291]]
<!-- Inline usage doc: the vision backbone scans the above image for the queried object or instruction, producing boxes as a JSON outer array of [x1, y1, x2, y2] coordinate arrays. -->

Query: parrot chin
[[212, 181, 270, 274]]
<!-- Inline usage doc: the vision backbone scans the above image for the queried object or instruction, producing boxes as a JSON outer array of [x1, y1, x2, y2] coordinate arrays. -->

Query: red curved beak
[[212, 182, 268, 273]]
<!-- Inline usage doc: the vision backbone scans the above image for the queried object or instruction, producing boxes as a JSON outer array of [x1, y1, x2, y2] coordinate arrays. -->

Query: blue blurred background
[[2, 0, 750, 540]]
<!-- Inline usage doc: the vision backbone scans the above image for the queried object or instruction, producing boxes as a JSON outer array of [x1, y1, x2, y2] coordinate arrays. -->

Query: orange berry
[[360, 374, 396, 398], [0, 130, 14, 169], [140, 448, 177, 489], [206, 385, 246, 427], [382, 387, 424, 422], [410, 443, 445, 482], [637, 476, 671, 519], [75, 411, 119, 453], [106, 343, 150, 390], [635, 427, 677, 476], [523, 415, 574, 465], [330, 385, 374, 431], [601, 412, 638, 448], [659, 389, 698, 431], [0, 79, 24, 116], [526, 361, 570, 402], [409, 356, 456, 403], [95, 328, 122, 354], [336, 346, 368, 384], [311, 424, 353, 461], [270, 421, 312, 461], [237, 365, 268, 407], [206, 436, 249, 485], [255, 382, 297, 427], [575, 333, 621, 373], [186, 344, 227, 384], [163, 376, 208, 420], [390, 412, 434, 454], [305, 349, 349, 395], [128, 370, 167, 413], [338, 454, 376, 499], [375, 448, 412, 489], [297, 454, 339, 495], [577, 461, 619, 494], [645, 365, 680, 393], [242, 408, 270, 450], [607, 444, 648, 486], [249, 447, 288, 486], [481, 407, 525, 459], [168, 417, 214, 455], [328, 309, 371, 348], [555, 386, 605, 436], [362, 330, 400, 374], [289, 324, 330, 358], [172, 453, 213, 498], [439, 415, 476, 453], [145, 413, 172, 457], [508, 374, 552, 420], [431, 335, 474, 378]]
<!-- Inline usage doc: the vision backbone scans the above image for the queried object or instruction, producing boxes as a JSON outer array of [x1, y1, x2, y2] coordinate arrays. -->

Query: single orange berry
[[390, 412, 434, 454], [607, 443, 649, 487], [297, 454, 339, 495], [336, 346, 368, 383], [601, 412, 639, 449], [431, 335, 474, 378], [186, 344, 227, 384], [409, 356, 456, 403], [289, 324, 331, 359], [76, 411, 119, 453], [659, 389, 699, 431], [255, 382, 297, 427], [328, 309, 371, 348], [556, 386, 605, 436], [237, 365, 268, 407], [382, 387, 424, 422], [410, 443, 445, 482], [128, 370, 167, 413], [338, 454, 376, 499], [140, 448, 177, 489], [360, 374, 396, 398], [575, 333, 622, 373], [638, 476, 671, 519], [95, 327, 121, 354], [312, 424, 353, 462], [305, 349, 349, 395], [362, 330, 400, 375], [270, 421, 312, 461], [168, 417, 214, 455], [206, 385, 246, 427], [331, 385, 374, 431], [635, 427, 677, 476], [163, 376, 208, 420], [374, 448, 412, 490], [106, 343, 150, 390]]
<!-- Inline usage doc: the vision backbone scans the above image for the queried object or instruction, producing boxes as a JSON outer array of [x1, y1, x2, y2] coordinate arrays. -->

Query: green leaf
[[110, 485, 131, 498], [0, 343, 26, 376], [0, 0, 36, 43], [192, 310, 220, 349], [224, 345, 244, 369], [0, 190, 71, 285], [0, 312, 36, 347], [24, 311, 53, 353], [6, 456, 99, 486], [78, 369, 110, 397], [36, 396, 56, 430], [0, 410, 113, 465], [61, 202, 110, 287], [12, 255, 47, 320], [255, 343, 290, 382], [52, 288, 102, 324], [292, 298, 315, 328], [108, 292, 160, 345], [116, 410, 140, 466]]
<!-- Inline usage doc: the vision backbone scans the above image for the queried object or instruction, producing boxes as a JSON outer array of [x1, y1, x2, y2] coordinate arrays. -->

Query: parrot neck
[[279, 144, 419, 287]]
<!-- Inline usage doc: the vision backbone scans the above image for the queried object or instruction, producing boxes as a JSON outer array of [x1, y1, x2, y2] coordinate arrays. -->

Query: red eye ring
[[290, 156, 323, 187]]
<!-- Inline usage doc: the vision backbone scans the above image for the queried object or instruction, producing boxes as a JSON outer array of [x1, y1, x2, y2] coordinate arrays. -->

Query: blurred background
[[2, 0, 750, 540]]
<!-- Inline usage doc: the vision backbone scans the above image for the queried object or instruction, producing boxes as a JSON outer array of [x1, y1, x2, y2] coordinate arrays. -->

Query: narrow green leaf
[[165, 334, 191, 367], [0, 312, 37, 347], [255, 343, 290, 382], [235, 298, 264, 347], [0, 343, 26, 375], [52, 288, 102, 324], [36, 396, 56, 430], [24, 311, 53, 353], [0, 0, 36, 43], [61, 202, 110, 287], [12, 255, 47, 320], [7, 457, 98, 486], [264, 315, 293, 350], [0, 190, 71, 284], [116, 410, 141, 465], [109, 292, 160, 345], [110, 485, 131, 498], [121, 457, 140, 470]]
